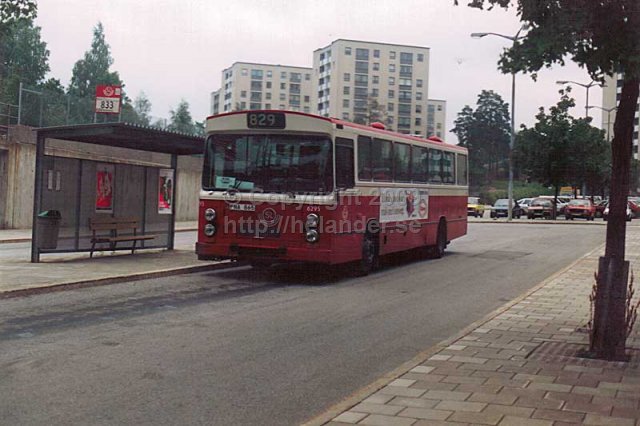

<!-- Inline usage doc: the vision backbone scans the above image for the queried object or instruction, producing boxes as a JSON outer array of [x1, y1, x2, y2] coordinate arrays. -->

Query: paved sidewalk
[[310, 229, 640, 425], [0, 221, 234, 296]]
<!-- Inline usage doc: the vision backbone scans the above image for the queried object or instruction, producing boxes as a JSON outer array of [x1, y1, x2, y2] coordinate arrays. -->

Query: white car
[[603, 203, 633, 221], [517, 198, 534, 214]]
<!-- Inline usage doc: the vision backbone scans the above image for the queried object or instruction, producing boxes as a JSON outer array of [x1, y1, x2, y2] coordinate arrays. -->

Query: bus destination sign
[[246, 112, 286, 129]]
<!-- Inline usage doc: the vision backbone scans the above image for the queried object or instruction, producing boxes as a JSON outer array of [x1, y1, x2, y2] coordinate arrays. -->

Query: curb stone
[[0, 260, 236, 299]]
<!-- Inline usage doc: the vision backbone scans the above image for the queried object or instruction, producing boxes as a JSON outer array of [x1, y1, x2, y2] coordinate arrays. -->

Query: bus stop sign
[[95, 85, 122, 114]]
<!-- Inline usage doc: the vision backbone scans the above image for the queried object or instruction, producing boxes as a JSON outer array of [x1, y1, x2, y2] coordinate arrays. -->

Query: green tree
[[68, 22, 125, 123], [40, 77, 67, 126], [194, 120, 205, 136], [457, 0, 640, 359], [0, 0, 37, 85], [1, 18, 50, 106], [127, 91, 152, 126], [168, 100, 196, 134], [352, 96, 387, 125], [451, 90, 510, 187], [570, 118, 610, 198], [516, 91, 608, 212], [366, 96, 387, 124]]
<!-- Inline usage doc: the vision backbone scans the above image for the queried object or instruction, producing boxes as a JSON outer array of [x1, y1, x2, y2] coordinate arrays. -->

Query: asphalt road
[[0, 222, 606, 426]]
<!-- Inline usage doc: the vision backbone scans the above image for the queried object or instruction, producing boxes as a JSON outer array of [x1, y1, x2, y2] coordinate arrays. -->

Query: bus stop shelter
[[31, 123, 204, 262]]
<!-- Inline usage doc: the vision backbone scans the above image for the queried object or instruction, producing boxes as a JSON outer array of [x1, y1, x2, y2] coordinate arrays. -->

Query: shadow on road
[[1, 249, 447, 340]]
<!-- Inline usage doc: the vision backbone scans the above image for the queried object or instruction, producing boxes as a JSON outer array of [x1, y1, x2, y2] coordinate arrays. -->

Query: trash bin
[[36, 210, 61, 249]]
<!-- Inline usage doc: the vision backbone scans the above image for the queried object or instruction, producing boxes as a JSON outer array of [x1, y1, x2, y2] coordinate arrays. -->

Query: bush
[[473, 181, 553, 205]]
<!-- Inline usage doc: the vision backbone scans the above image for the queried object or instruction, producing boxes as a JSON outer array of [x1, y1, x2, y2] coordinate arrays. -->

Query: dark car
[[565, 199, 596, 221], [527, 198, 554, 219], [490, 198, 523, 219]]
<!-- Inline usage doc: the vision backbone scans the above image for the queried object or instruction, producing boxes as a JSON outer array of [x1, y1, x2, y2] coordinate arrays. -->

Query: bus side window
[[429, 149, 443, 183], [443, 151, 455, 184], [357, 136, 372, 181], [456, 153, 468, 186], [411, 145, 428, 183], [394, 142, 411, 182], [336, 137, 355, 189], [372, 138, 393, 182]]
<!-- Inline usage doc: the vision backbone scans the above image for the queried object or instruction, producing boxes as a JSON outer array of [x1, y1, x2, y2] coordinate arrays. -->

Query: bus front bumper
[[196, 242, 333, 264]]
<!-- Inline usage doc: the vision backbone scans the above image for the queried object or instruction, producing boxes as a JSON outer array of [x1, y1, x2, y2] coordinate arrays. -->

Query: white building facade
[[427, 99, 447, 139], [312, 40, 431, 135], [602, 73, 640, 158], [210, 89, 221, 116], [212, 62, 314, 115]]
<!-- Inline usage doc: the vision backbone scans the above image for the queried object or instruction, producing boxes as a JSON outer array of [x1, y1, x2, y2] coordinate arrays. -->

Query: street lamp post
[[556, 80, 605, 197], [471, 27, 527, 221], [587, 105, 617, 142], [556, 80, 603, 118]]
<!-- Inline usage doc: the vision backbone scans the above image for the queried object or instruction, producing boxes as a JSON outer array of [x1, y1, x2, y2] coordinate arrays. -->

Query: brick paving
[[321, 228, 640, 425]]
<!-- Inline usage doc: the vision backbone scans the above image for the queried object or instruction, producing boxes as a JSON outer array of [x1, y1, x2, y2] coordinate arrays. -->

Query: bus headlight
[[305, 213, 319, 229], [305, 229, 319, 243], [204, 223, 216, 237], [205, 208, 217, 222]]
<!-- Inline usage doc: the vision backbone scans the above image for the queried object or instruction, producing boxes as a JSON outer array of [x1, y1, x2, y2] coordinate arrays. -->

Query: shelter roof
[[35, 122, 204, 156]]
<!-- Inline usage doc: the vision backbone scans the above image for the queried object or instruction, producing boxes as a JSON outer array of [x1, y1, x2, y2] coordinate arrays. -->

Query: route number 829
[[246, 112, 285, 129]]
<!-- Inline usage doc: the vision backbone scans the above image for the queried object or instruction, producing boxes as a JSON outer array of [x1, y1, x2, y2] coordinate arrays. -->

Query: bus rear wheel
[[357, 232, 379, 276], [430, 220, 447, 259]]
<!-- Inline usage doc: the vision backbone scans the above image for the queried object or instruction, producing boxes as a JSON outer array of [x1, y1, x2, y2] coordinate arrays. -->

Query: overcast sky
[[35, 0, 603, 143]]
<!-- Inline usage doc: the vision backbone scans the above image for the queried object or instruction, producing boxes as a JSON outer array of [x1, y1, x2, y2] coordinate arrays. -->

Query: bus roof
[[206, 110, 467, 153]]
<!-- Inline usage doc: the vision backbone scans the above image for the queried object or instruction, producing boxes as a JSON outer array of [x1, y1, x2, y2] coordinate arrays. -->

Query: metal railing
[[0, 102, 18, 132], [13, 82, 202, 136]]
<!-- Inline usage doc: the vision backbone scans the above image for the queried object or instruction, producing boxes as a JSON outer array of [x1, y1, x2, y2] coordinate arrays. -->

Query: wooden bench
[[89, 216, 156, 258]]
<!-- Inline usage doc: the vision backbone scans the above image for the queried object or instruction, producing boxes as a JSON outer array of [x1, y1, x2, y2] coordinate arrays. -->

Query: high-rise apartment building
[[312, 40, 430, 135], [602, 73, 640, 158], [212, 62, 314, 115], [210, 89, 221, 115], [427, 99, 446, 139]]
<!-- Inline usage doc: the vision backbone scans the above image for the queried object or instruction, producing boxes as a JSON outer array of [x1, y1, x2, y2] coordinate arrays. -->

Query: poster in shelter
[[95, 163, 114, 213], [158, 169, 174, 214]]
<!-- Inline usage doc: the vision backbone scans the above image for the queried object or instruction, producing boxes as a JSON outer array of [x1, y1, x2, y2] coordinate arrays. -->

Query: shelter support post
[[168, 154, 178, 250], [31, 136, 45, 262]]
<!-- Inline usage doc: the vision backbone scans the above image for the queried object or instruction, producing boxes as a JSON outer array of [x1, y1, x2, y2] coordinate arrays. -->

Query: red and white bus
[[196, 110, 468, 274]]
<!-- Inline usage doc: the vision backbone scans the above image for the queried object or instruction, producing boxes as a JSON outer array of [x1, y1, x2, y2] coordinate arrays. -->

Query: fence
[[0, 102, 18, 132], [15, 83, 189, 133]]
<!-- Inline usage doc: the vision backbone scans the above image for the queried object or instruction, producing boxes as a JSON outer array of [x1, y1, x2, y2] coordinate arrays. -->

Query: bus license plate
[[229, 203, 256, 212]]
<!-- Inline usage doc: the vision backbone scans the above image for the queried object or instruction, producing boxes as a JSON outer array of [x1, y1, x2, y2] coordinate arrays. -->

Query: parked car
[[556, 200, 569, 215], [603, 202, 633, 221], [527, 198, 555, 219], [628, 197, 640, 218], [564, 199, 596, 221], [467, 197, 485, 217], [491, 198, 523, 218], [595, 199, 608, 218], [517, 198, 534, 214], [537, 196, 570, 214]]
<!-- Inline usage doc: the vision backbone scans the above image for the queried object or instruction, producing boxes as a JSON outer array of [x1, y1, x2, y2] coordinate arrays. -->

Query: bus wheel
[[358, 232, 379, 276], [430, 220, 447, 259]]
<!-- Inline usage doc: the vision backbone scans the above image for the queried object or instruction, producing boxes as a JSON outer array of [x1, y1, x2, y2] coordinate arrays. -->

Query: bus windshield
[[202, 134, 333, 194]]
